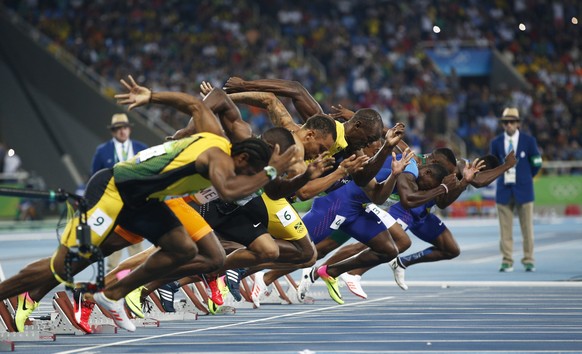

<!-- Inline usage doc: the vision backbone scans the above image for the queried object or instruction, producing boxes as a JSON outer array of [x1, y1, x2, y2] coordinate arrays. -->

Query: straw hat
[[500, 107, 520, 121], [108, 113, 133, 129]]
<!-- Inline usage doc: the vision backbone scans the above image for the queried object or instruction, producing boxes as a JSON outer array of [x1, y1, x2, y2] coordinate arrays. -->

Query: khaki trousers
[[496, 200, 535, 265]]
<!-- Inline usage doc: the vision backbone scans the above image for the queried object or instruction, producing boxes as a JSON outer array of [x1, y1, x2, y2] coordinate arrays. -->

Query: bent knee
[[260, 247, 280, 262], [301, 251, 317, 267], [445, 248, 461, 259], [174, 246, 198, 264], [295, 246, 316, 264], [206, 250, 226, 273]]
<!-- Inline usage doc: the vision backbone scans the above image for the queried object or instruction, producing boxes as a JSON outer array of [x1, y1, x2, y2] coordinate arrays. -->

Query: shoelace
[[142, 299, 153, 314]]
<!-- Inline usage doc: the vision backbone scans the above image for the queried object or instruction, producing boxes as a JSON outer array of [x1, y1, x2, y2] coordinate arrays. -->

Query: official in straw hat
[[107, 113, 134, 129], [91, 113, 148, 270], [489, 107, 542, 273]]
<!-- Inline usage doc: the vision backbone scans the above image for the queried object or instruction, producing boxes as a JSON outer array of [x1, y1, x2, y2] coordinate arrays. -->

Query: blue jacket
[[91, 139, 148, 175], [490, 132, 542, 204]]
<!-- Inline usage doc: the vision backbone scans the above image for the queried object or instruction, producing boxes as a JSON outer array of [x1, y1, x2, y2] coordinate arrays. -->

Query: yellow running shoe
[[218, 275, 230, 297], [15, 292, 39, 332], [124, 286, 145, 318], [207, 298, 219, 315], [317, 265, 344, 305]]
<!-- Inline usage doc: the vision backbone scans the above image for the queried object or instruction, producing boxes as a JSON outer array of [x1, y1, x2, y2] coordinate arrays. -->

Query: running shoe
[[250, 271, 267, 308], [499, 263, 514, 272], [225, 269, 244, 302], [202, 274, 224, 306], [340, 273, 368, 299], [125, 286, 145, 318], [388, 257, 408, 290], [217, 276, 230, 298], [156, 282, 180, 312], [316, 265, 344, 305], [296, 267, 315, 303], [73, 288, 94, 333], [207, 298, 219, 315], [14, 292, 39, 332], [524, 263, 536, 272], [93, 292, 136, 332]]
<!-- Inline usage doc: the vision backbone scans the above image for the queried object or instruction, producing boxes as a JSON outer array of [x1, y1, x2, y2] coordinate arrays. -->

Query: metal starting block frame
[[241, 274, 317, 306], [179, 282, 236, 315], [140, 290, 197, 322], [235, 274, 321, 307], [0, 297, 54, 343], [85, 295, 159, 329], [51, 291, 117, 334]]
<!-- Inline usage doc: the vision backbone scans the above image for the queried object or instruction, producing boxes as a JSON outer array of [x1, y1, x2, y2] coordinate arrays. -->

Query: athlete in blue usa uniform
[[301, 151, 454, 304], [387, 153, 513, 283], [328, 152, 514, 293], [303, 155, 418, 245]]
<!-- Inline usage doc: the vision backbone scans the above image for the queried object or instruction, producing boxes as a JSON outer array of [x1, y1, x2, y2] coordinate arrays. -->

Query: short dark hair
[[231, 137, 273, 169], [260, 127, 295, 152], [477, 154, 501, 170], [350, 108, 384, 143], [352, 108, 383, 129], [303, 114, 337, 141], [433, 148, 457, 167]]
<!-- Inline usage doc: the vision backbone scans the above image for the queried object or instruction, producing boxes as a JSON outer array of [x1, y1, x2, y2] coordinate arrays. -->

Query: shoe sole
[[322, 279, 344, 304]]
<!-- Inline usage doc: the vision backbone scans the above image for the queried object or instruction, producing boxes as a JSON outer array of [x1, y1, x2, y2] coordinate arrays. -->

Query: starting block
[[51, 291, 117, 335], [88, 297, 159, 329], [247, 274, 311, 305], [180, 282, 236, 315], [179, 283, 210, 315], [140, 290, 197, 322], [236, 274, 321, 307], [0, 298, 54, 343]]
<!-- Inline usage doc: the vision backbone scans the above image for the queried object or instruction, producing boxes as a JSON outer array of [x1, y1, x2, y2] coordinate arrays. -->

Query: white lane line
[[355, 280, 582, 287], [55, 296, 394, 354]]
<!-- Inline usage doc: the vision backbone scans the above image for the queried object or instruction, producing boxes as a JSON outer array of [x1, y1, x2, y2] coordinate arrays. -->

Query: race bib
[[365, 203, 397, 227], [87, 208, 113, 237], [329, 215, 346, 230], [192, 186, 220, 205], [276, 205, 297, 227], [395, 218, 408, 231], [136, 144, 167, 163]]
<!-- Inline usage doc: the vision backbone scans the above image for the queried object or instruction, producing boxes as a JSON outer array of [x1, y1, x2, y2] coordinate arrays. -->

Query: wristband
[[440, 183, 449, 194], [148, 89, 153, 104], [263, 165, 278, 181]]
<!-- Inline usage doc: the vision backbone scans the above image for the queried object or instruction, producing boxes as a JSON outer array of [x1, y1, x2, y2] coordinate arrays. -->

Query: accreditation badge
[[504, 167, 516, 184]]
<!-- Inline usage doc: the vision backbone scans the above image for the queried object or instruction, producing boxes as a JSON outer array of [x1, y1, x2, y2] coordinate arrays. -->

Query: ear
[[233, 152, 250, 164]]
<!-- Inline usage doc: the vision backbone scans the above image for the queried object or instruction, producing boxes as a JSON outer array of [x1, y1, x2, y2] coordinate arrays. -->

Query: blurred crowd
[[5, 0, 582, 168]]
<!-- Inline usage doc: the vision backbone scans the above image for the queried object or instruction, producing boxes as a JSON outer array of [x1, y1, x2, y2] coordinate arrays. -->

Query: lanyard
[[115, 143, 129, 163]]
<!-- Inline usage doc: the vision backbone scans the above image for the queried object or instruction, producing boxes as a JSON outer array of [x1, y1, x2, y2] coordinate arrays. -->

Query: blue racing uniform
[[303, 155, 418, 244]]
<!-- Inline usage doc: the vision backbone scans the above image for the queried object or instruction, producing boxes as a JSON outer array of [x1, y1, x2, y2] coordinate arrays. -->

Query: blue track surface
[[1, 217, 581, 353]]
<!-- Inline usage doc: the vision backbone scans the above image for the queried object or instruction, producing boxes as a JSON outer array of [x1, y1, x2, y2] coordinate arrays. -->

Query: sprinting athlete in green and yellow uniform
[[0, 79, 298, 332]]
